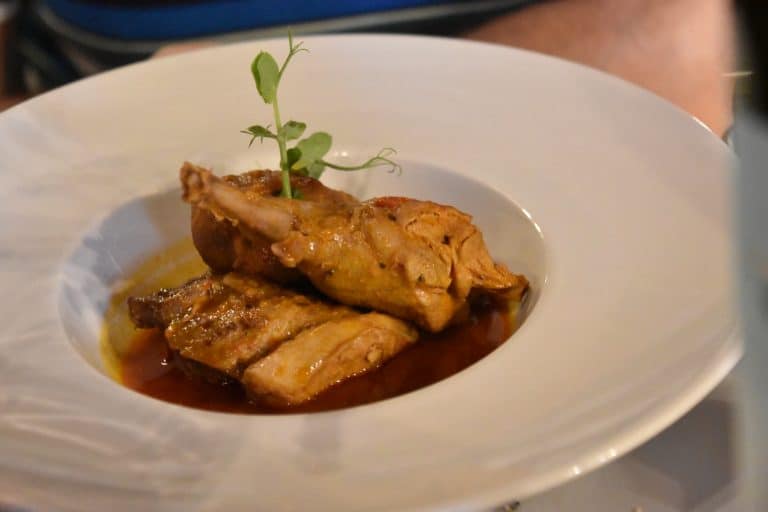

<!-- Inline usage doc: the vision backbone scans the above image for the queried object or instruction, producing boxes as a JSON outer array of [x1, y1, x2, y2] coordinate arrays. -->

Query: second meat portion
[[128, 272, 418, 406]]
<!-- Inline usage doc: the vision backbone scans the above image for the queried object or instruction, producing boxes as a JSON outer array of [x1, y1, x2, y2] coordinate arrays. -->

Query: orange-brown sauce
[[119, 298, 516, 414]]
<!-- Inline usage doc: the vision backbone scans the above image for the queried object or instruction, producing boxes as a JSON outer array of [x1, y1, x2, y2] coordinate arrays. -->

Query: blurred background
[[0, 0, 530, 109], [0, 0, 746, 137]]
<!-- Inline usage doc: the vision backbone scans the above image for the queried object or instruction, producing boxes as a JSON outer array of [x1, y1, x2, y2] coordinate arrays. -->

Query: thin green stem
[[319, 153, 401, 174], [272, 97, 291, 198], [278, 39, 306, 82], [272, 33, 308, 198], [321, 160, 391, 171]]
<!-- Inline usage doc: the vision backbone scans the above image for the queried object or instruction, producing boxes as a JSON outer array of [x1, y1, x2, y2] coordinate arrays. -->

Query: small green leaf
[[241, 125, 276, 147], [251, 52, 280, 104], [307, 162, 325, 179], [283, 120, 306, 140], [286, 147, 302, 169], [244, 125, 276, 138], [292, 132, 332, 170]]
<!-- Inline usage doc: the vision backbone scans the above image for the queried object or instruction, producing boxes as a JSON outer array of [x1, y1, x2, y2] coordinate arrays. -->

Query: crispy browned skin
[[129, 275, 215, 329], [180, 163, 528, 332], [191, 170, 357, 284], [130, 273, 349, 378], [128, 273, 418, 406]]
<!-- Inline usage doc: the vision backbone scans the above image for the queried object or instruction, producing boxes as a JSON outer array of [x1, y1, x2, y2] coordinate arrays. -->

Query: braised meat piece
[[129, 273, 349, 378], [244, 313, 417, 405], [191, 170, 357, 284], [180, 163, 528, 332], [128, 273, 418, 405]]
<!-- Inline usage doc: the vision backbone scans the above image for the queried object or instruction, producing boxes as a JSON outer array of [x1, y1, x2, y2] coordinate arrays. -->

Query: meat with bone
[[180, 162, 527, 332], [191, 169, 357, 284]]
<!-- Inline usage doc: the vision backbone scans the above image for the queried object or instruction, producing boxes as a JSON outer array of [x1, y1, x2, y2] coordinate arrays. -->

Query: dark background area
[[0, 0, 528, 107], [0, 0, 742, 137]]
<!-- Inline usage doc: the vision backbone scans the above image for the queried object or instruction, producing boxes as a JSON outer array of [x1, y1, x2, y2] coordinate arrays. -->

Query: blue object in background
[[23, 0, 527, 92], [43, 0, 471, 40]]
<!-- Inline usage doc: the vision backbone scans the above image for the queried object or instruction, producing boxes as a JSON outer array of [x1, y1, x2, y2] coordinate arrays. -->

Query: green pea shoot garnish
[[242, 33, 400, 198]]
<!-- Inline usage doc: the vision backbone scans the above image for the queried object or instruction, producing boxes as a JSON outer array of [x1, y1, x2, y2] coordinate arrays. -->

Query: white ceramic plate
[[0, 35, 738, 512]]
